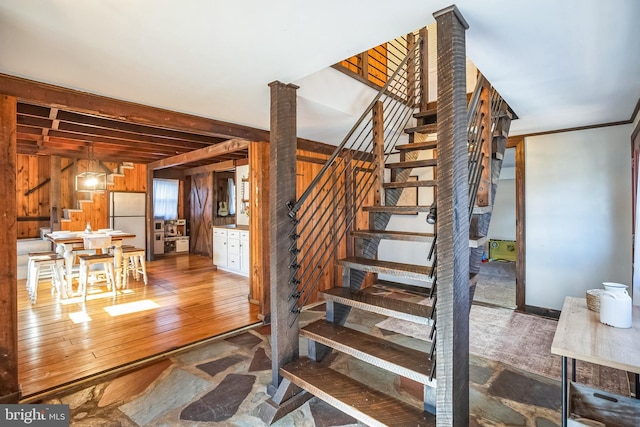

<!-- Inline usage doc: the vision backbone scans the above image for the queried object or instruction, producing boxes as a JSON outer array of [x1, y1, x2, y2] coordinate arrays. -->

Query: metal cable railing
[[285, 35, 423, 323]]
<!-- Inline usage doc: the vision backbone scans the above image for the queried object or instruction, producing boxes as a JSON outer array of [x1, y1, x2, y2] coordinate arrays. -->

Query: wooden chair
[[122, 247, 147, 289], [78, 235, 116, 300], [26, 251, 67, 303]]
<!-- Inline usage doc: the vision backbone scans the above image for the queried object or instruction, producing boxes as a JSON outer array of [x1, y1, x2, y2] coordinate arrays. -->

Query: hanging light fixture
[[75, 142, 106, 193]]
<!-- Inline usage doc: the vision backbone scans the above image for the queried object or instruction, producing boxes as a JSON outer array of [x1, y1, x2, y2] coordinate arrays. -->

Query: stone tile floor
[[38, 303, 566, 426]]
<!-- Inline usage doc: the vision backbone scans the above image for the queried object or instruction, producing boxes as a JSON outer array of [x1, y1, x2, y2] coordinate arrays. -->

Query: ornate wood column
[[434, 5, 470, 426], [0, 95, 19, 403], [268, 81, 299, 395]]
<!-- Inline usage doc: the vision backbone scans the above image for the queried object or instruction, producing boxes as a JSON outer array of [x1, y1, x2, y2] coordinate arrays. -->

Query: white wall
[[488, 173, 516, 241], [525, 125, 633, 310]]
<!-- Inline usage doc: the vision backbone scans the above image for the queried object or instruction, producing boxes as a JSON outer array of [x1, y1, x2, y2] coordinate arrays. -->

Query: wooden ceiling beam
[[148, 138, 249, 170], [0, 73, 270, 141], [184, 160, 236, 176], [18, 103, 228, 145]]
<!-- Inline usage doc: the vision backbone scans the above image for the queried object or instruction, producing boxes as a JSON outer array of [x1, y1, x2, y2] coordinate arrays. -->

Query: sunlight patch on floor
[[69, 311, 92, 323], [104, 300, 160, 316]]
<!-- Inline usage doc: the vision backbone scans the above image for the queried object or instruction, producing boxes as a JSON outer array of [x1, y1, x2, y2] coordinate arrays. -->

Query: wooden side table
[[551, 297, 640, 427]]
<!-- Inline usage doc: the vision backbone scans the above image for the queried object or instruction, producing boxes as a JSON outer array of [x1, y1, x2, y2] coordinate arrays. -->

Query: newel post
[[268, 81, 299, 395], [434, 5, 470, 426]]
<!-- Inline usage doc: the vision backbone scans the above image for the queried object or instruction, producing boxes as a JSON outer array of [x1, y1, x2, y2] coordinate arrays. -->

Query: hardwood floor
[[17, 254, 260, 398]]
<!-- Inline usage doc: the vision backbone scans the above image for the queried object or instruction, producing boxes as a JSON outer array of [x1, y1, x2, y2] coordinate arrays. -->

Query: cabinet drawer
[[228, 254, 240, 269], [227, 239, 240, 255], [228, 230, 240, 239], [240, 231, 249, 240], [213, 228, 227, 238]]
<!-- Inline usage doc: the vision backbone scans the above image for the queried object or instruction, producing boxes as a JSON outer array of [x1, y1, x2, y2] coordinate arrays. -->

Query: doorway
[[474, 147, 517, 309]]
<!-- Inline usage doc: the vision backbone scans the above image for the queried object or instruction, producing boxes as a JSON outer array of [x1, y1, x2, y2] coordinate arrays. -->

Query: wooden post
[[515, 137, 526, 311], [146, 167, 155, 261], [434, 5, 470, 426], [476, 83, 492, 206], [0, 95, 19, 403], [372, 101, 385, 207], [268, 81, 299, 395], [50, 155, 61, 231], [249, 141, 271, 320], [407, 32, 416, 107], [419, 27, 429, 112]]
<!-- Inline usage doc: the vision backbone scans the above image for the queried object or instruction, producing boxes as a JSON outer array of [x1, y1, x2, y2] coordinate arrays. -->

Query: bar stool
[[122, 247, 147, 289], [77, 253, 116, 300], [27, 251, 67, 303], [78, 234, 116, 300]]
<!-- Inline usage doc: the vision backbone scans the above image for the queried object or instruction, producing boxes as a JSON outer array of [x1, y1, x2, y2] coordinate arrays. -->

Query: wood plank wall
[[16, 155, 148, 237]]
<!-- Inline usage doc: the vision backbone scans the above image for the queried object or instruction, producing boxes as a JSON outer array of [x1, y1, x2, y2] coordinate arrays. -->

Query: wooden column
[[50, 155, 61, 231], [0, 95, 19, 403], [515, 137, 526, 311], [434, 6, 470, 426], [145, 167, 154, 261], [268, 81, 299, 395], [249, 141, 271, 320]]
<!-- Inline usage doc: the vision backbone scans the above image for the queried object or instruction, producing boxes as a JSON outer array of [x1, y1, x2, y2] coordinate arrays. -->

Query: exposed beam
[[183, 160, 236, 176], [0, 73, 271, 141], [149, 139, 249, 170]]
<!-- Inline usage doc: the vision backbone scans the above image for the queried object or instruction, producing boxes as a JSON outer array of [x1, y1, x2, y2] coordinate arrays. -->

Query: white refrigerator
[[109, 192, 146, 252]]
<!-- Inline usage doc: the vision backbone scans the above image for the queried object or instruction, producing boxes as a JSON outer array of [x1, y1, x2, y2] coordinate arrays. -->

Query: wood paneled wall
[[16, 155, 148, 237]]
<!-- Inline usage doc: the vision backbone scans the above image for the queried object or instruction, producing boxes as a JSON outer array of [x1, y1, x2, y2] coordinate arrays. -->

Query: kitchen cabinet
[[212, 226, 249, 276]]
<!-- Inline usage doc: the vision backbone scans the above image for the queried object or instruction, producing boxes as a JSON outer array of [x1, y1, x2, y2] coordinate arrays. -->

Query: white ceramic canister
[[599, 282, 632, 328]]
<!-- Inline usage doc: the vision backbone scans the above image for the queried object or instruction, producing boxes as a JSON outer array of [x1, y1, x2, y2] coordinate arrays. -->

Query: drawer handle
[[593, 392, 618, 403]]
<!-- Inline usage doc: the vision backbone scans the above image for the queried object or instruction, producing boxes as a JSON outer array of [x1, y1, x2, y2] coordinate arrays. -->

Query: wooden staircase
[[276, 97, 512, 425], [61, 162, 135, 225], [265, 11, 513, 425]]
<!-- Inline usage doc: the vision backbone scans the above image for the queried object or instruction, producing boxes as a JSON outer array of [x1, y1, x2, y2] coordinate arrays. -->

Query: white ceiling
[[1, 0, 639, 142]]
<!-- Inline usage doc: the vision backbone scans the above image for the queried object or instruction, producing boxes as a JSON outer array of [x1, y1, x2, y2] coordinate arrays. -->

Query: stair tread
[[404, 123, 438, 135], [352, 230, 434, 242], [280, 357, 435, 427], [302, 320, 433, 384], [473, 205, 492, 215], [363, 205, 431, 214], [384, 180, 436, 189], [321, 286, 433, 323], [413, 108, 437, 120], [385, 159, 437, 169], [338, 256, 432, 281], [395, 140, 438, 151], [353, 229, 486, 249], [375, 280, 433, 297]]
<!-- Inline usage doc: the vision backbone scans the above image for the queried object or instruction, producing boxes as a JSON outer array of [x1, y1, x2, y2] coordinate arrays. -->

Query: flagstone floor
[[38, 304, 567, 427]]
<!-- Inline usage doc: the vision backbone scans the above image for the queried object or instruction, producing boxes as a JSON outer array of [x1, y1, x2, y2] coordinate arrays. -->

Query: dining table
[[45, 230, 136, 296]]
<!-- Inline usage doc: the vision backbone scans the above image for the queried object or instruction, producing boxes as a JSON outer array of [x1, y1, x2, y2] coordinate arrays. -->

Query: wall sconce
[[75, 143, 106, 193]]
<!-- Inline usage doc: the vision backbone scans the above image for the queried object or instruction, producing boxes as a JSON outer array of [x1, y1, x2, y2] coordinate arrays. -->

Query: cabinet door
[[240, 234, 250, 274], [213, 230, 228, 267]]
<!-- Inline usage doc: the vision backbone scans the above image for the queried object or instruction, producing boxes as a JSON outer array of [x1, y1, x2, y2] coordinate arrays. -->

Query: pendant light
[[75, 142, 106, 193]]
